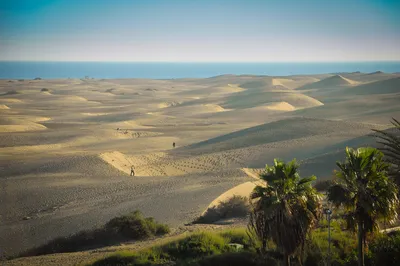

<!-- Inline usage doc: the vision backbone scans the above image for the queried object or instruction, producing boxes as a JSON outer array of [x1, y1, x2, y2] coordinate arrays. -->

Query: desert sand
[[1, 72, 400, 258]]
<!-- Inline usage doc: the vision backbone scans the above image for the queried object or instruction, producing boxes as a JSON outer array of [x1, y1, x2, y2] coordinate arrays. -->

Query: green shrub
[[313, 179, 334, 192], [304, 227, 357, 266], [91, 231, 239, 265], [19, 210, 169, 257], [188, 251, 267, 266], [367, 231, 400, 266], [105, 210, 169, 239], [166, 232, 231, 259], [193, 195, 249, 224], [219, 228, 250, 247]]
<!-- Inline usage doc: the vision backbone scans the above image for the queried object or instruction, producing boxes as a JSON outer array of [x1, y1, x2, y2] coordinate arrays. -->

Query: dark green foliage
[[166, 232, 231, 259], [104, 210, 170, 238], [314, 179, 335, 192], [367, 231, 400, 266], [41, 88, 49, 92], [193, 195, 249, 224], [19, 210, 169, 257], [373, 118, 400, 186], [189, 251, 268, 266], [328, 147, 399, 266], [91, 230, 254, 266], [249, 159, 321, 265], [304, 223, 358, 266]]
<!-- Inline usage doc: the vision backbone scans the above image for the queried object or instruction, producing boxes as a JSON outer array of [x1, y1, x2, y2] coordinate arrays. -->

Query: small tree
[[249, 159, 321, 266], [328, 147, 399, 266]]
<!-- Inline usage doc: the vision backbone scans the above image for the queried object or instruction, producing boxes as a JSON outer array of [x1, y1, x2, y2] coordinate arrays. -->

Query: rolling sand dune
[[297, 74, 358, 90], [1, 74, 398, 260], [0, 98, 23, 103], [222, 90, 323, 109], [343, 77, 400, 95]]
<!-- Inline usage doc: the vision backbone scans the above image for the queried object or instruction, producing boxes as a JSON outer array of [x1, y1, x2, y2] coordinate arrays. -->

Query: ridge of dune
[[158, 101, 181, 108], [0, 123, 47, 133], [99, 151, 134, 174], [222, 90, 323, 110], [0, 104, 10, 109], [239, 79, 273, 89], [297, 74, 357, 90], [260, 101, 296, 111], [344, 76, 400, 95], [0, 98, 23, 103], [202, 182, 256, 214], [81, 112, 110, 116], [181, 117, 376, 154]]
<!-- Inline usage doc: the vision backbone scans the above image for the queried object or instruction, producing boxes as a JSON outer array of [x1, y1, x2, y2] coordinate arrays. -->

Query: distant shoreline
[[1, 61, 400, 79]]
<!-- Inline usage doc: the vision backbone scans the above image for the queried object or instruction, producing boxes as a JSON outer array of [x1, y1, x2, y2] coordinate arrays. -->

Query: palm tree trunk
[[357, 221, 365, 266], [284, 253, 290, 266]]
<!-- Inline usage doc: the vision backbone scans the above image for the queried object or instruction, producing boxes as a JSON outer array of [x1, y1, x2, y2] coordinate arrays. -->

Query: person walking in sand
[[130, 165, 135, 176]]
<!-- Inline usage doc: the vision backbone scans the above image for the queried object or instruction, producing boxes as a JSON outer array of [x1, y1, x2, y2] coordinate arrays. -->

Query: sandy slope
[[1, 72, 398, 261]]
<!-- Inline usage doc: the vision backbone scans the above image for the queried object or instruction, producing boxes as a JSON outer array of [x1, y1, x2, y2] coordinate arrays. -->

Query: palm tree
[[327, 147, 399, 266], [373, 118, 400, 186], [249, 159, 321, 266]]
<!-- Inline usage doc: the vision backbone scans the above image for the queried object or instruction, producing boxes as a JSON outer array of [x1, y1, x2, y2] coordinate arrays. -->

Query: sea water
[[1, 61, 400, 79]]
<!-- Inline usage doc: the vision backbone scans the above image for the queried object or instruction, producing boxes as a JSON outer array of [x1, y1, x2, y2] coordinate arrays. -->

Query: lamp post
[[324, 208, 332, 266]]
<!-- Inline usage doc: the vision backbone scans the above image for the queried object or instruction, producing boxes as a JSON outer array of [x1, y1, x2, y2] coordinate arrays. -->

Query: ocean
[[1, 61, 400, 79]]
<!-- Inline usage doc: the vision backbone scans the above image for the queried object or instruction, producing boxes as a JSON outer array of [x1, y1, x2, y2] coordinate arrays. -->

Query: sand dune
[[0, 98, 23, 103], [180, 117, 379, 154], [222, 90, 323, 109], [81, 112, 110, 116], [259, 101, 296, 111], [0, 123, 47, 133], [0, 104, 10, 109], [297, 74, 357, 90], [160, 104, 227, 117], [343, 77, 400, 95], [158, 101, 182, 108], [1, 75, 397, 258]]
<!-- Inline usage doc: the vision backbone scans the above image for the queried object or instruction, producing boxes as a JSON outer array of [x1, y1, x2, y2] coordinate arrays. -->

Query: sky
[[0, 0, 399, 62]]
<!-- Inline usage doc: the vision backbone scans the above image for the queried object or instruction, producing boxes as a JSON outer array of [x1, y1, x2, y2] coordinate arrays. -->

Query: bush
[[34, 77, 42, 80], [367, 231, 400, 266], [189, 251, 267, 266], [92, 231, 244, 266], [41, 88, 49, 92], [105, 211, 170, 239], [166, 232, 231, 259], [219, 228, 250, 247], [19, 210, 169, 257], [193, 195, 249, 224], [314, 179, 334, 192], [304, 226, 357, 266]]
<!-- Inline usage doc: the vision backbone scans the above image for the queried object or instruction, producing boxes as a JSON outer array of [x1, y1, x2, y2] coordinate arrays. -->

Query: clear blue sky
[[0, 0, 399, 62]]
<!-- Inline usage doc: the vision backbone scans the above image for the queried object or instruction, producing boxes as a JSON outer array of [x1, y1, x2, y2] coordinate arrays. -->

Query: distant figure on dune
[[173, 142, 176, 148], [130, 166, 135, 176]]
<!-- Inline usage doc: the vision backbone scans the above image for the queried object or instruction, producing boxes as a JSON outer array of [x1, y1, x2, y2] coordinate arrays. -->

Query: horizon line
[[1, 59, 400, 63]]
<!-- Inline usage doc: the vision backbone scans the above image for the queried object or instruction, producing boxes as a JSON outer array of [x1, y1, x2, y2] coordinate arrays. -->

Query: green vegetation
[[373, 118, 400, 186], [328, 147, 398, 266], [367, 231, 400, 265], [193, 195, 249, 224], [19, 210, 169, 257], [91, 230, 249, 266], [249, 159, 321, 266]]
